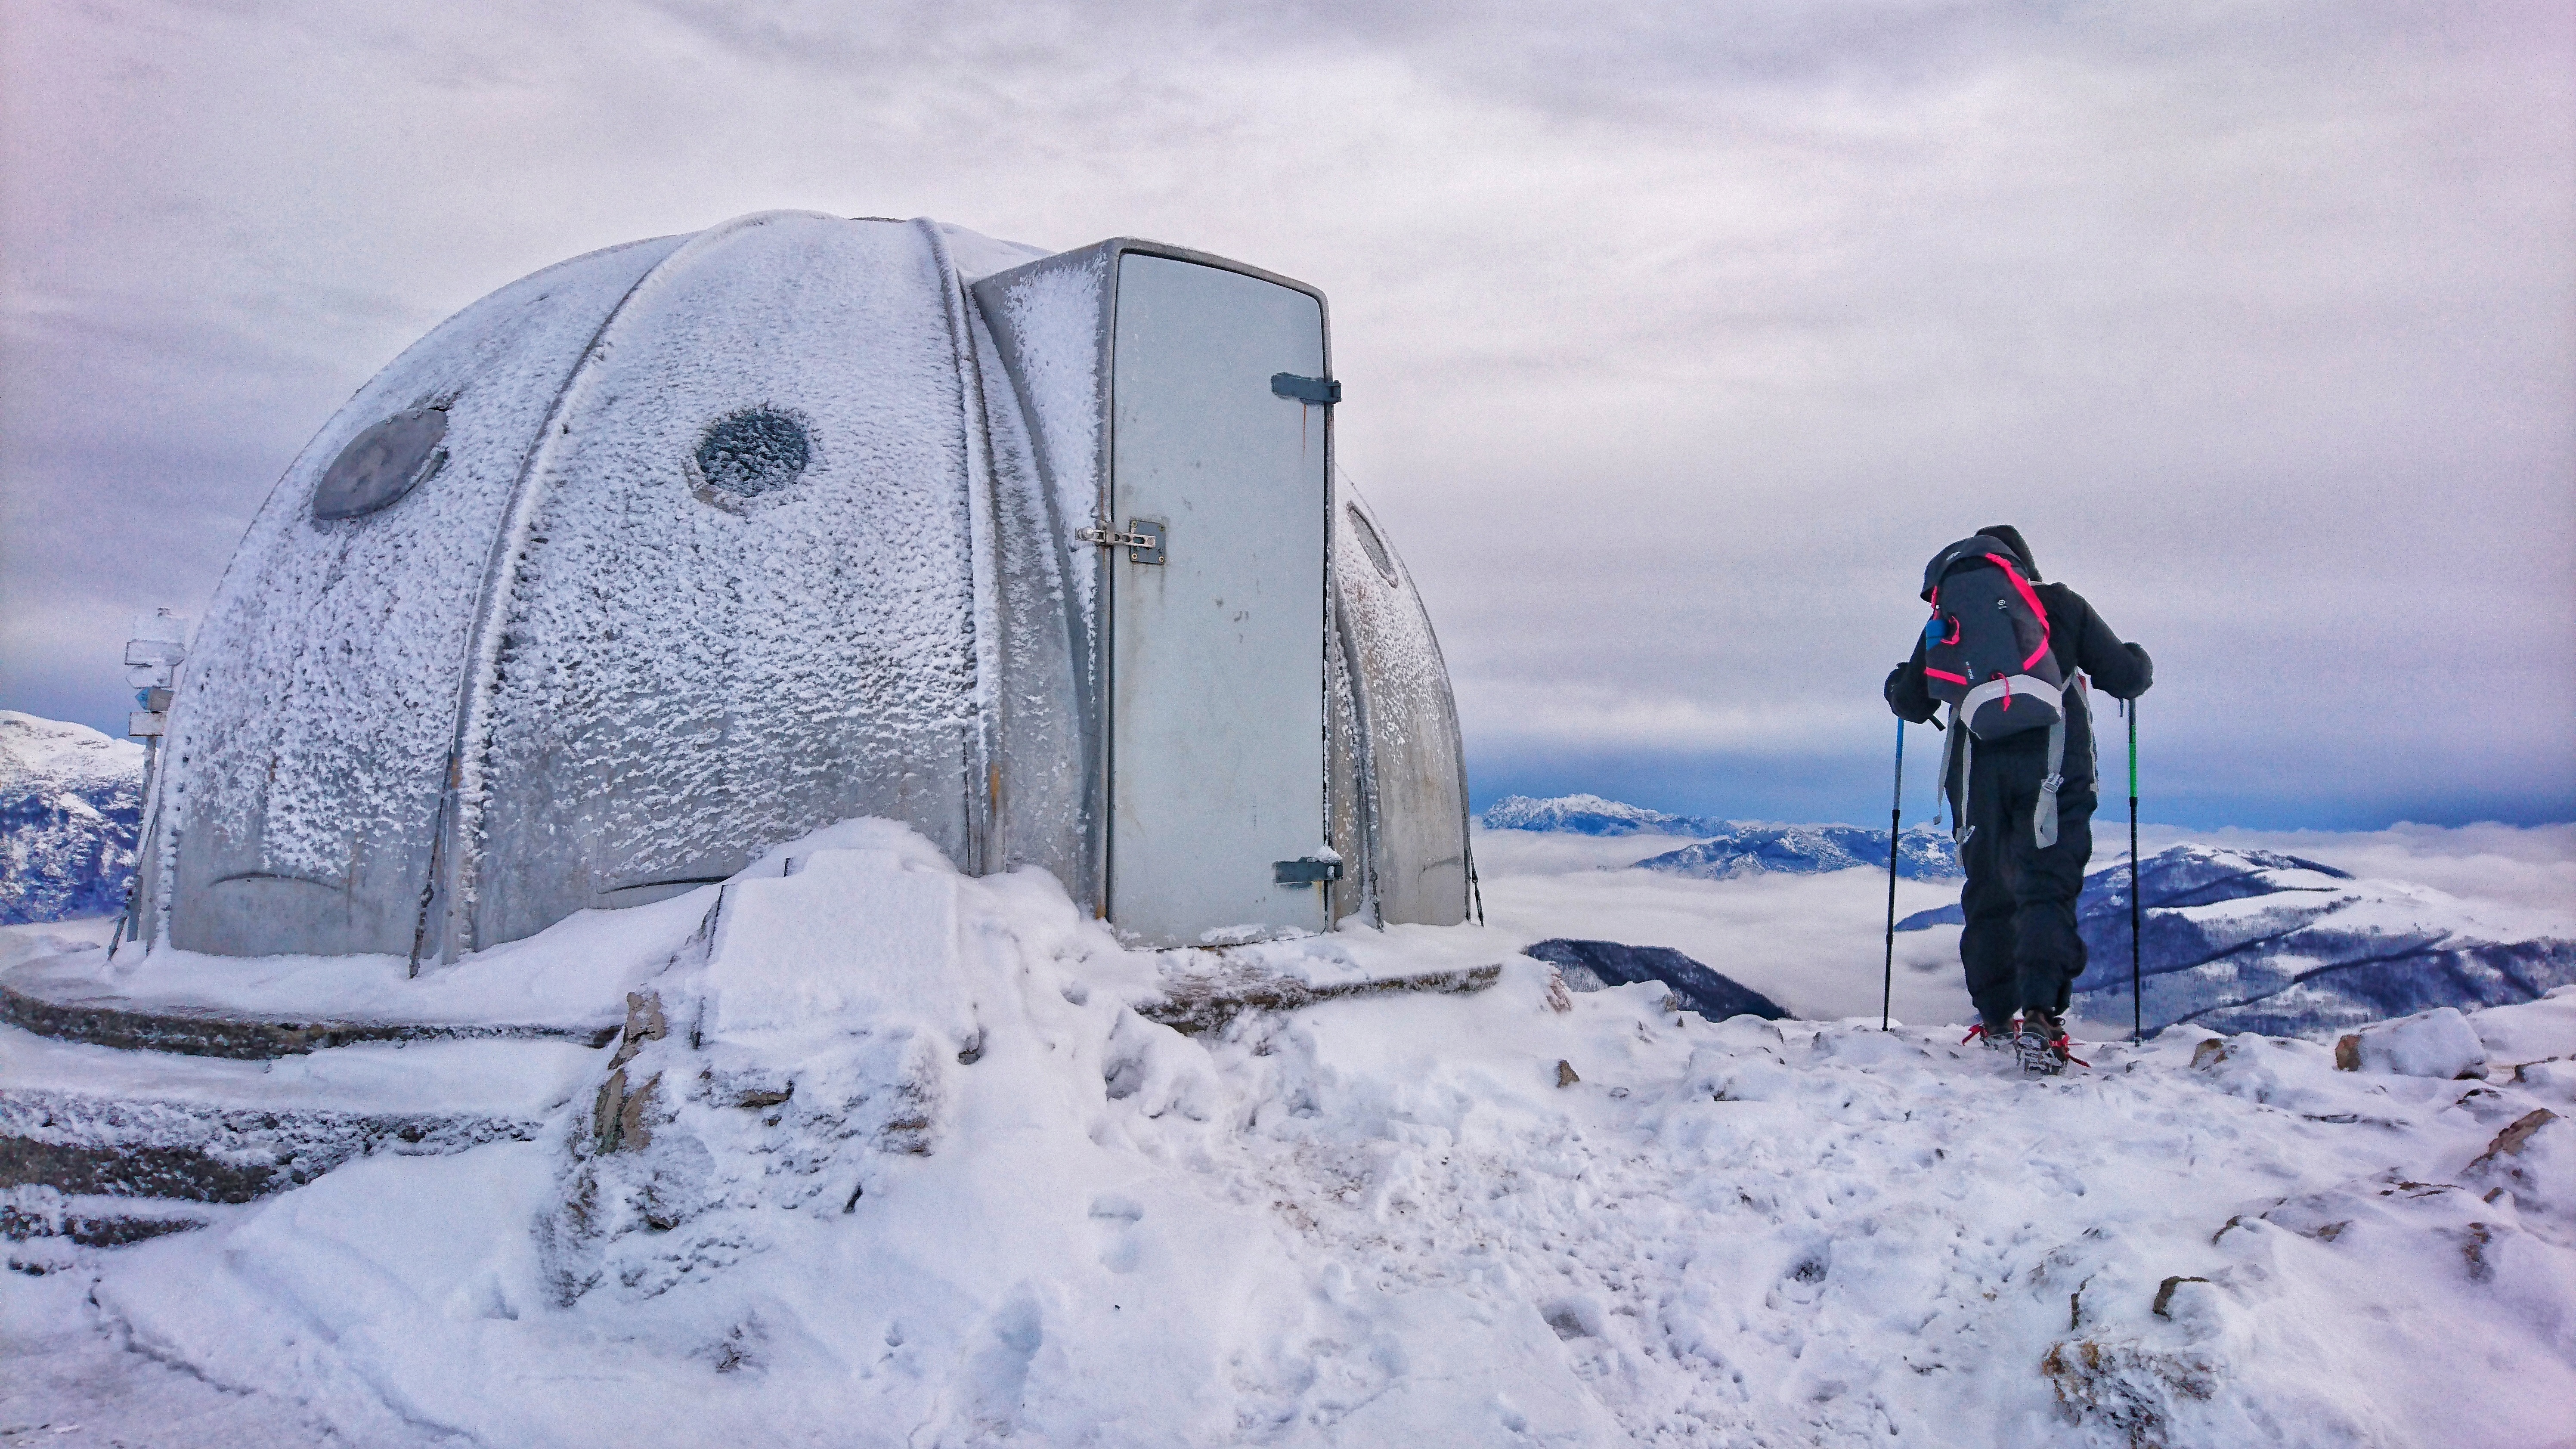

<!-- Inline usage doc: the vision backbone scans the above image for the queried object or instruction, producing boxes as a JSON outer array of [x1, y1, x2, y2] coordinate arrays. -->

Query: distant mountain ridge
[[1480, 793, 1962, 879], [2, 711, 146, 925], [1897, 844, 2576, 1037], [1637, 824, 1963, 882], [1479, 794, 1695, 836]]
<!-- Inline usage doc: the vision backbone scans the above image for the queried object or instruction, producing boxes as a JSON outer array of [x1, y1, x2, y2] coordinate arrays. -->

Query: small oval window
[[693, 409, 811, 502], [1347, 505, 1400, 586], [313, 408, 447, 520]]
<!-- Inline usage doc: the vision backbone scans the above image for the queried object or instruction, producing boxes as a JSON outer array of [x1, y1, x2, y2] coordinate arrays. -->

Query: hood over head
[[1974, 523, 2039, 580], [1920, 533, 2035, 600]]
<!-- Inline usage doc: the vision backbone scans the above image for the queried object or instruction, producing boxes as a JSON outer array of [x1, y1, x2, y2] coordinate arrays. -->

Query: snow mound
[[20, 824, 2576, 1446], [2336, 1006, 2489, 1080], [545, 834, 994, 1302], [0, 711, 144, 926]]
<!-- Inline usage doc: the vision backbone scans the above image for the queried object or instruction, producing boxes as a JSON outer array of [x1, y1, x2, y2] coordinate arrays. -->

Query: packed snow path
[[4, 827, 2570, 1447]]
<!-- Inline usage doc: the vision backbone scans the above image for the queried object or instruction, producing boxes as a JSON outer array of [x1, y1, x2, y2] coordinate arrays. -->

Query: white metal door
[[1108, 254, 1329, 946]]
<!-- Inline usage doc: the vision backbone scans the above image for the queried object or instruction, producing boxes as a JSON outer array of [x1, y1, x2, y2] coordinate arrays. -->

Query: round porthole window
[[1347, 505, 1400, 586], [691, 408, 811, 508], [312, 408, 447, 520]]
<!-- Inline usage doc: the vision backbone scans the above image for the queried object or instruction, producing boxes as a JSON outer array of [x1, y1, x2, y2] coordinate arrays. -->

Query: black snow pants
[[1954, 738, 2096, 1027]]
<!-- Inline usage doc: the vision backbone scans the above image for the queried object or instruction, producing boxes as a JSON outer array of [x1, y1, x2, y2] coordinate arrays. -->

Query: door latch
[[1078, 519, 1165, 565], [1270, 373, 1341, 406], [1273, 857, 1344, 886]]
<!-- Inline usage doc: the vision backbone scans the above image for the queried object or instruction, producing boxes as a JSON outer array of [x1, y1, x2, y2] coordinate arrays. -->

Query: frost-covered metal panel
[[1334, 490, 1471, 927], [969, 250, 1110, 630], [969, 245, 1115, 911], [461, 215, 982, 949], [963, 304, 1093, 899], [155, 237, 686, 957], [1108, 254, 1329, 947], [1325, 616, 1367, 927]]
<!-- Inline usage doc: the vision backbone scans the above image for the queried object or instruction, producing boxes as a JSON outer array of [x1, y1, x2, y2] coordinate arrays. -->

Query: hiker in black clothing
[[1884, 525, 2152, 1072]]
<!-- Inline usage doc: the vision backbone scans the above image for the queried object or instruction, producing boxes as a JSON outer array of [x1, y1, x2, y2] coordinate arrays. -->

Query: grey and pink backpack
[[1920, 535, 2071, 846]]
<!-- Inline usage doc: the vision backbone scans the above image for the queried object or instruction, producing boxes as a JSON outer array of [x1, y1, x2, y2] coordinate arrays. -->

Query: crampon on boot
[[2012, 1013, 2089, 1075], [1961, 1021, 2016, 1053]]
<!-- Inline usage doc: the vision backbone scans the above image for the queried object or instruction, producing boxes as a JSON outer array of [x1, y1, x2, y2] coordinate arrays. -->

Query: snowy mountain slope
[[7, 824, 2572, 1448], [1897, 845, 2576, 1038], [1482, 794, 1963, 879], [1480, 793, 1696, 835], [1637, 822, 1963, 881], [0, 712, 144, 926]]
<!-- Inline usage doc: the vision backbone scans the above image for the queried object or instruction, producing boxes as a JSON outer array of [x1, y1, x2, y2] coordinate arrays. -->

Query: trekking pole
[[1882, 717, 1904, 1031], [2127, 698, 2142, 1043]]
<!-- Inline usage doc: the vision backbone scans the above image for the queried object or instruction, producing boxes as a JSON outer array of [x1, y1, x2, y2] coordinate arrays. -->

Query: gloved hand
[[2121, 642, 2154, 694], [1884, 662, 1938, 723]]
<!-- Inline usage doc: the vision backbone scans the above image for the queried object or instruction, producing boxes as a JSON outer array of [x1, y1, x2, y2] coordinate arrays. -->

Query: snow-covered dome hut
[[132, 214, 1470, 959]]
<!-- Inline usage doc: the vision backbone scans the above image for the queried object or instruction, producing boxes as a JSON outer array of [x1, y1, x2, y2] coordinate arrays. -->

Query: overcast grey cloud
[[4, 0, 2570, 830]]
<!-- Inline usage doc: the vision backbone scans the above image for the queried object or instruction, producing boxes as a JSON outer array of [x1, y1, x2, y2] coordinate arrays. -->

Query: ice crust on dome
[[155, 236, 688, 952], [981, 253, 1107, 626], [463, 214, 985, 947], [1330, 487, 1470, 926]]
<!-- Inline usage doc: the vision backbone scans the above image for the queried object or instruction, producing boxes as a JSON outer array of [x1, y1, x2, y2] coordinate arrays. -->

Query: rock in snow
[[0, 712, 144, 926], [1524, 938, 1790, 1021], [8, 823, 2575, 1447], [1897, 844, 2576, 1038]]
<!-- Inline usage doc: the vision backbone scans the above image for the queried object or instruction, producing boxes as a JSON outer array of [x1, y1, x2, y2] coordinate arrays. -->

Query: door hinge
[[1078, 519, 1165, 565], [1270, 373, 1340, 405]]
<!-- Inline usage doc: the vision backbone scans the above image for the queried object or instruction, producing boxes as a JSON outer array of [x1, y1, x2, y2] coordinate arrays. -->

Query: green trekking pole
[[1882, 718, 1904, 1031], [2127, 699, 2142, 1043]]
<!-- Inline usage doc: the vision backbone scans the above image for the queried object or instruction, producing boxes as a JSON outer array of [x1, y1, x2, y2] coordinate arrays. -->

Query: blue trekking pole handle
[[1882, 718, 1904, 1031]]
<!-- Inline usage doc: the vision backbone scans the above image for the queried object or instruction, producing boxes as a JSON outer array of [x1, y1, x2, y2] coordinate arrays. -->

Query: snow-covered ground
[[6, 820, 2573, 1447]]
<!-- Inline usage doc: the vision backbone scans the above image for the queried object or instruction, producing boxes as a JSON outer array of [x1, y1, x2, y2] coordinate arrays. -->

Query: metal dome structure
[[132, 212, 1471, 960]]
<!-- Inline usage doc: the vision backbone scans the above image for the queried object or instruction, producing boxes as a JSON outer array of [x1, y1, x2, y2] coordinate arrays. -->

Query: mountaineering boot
[[2015, 1011, 2075, 1076], [1963, 1017, 2017, 1053]]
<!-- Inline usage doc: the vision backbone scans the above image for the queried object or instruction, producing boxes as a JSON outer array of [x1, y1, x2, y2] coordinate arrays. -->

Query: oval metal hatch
[[313, 407, 449, 520]]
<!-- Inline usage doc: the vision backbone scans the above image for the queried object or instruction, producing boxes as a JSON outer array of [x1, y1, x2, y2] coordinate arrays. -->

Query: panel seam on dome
[[915, 217, 1003, 879], [425, 215, 821, 965]]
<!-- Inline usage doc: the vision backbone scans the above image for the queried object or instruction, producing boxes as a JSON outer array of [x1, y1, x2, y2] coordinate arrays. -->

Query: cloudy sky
[[5, 0, 2570, 830]]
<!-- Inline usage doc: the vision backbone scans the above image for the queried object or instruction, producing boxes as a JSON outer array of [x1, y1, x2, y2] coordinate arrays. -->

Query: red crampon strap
[[2052, 1034, 2090, 1068], [1962, 1024, 1990, 1044]]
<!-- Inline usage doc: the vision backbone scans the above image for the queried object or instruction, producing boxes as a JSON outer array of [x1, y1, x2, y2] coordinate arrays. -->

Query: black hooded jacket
[[1883, 531, 2152, 793]]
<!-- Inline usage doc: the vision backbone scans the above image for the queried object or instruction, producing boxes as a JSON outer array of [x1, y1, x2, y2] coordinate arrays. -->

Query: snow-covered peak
[[0, 711, 143, 792], [1899, 842, 2576, 1038], [1479, 793, 1692, 835], [1639, 822, 1962, 881], [2, 711, 145, 926]]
